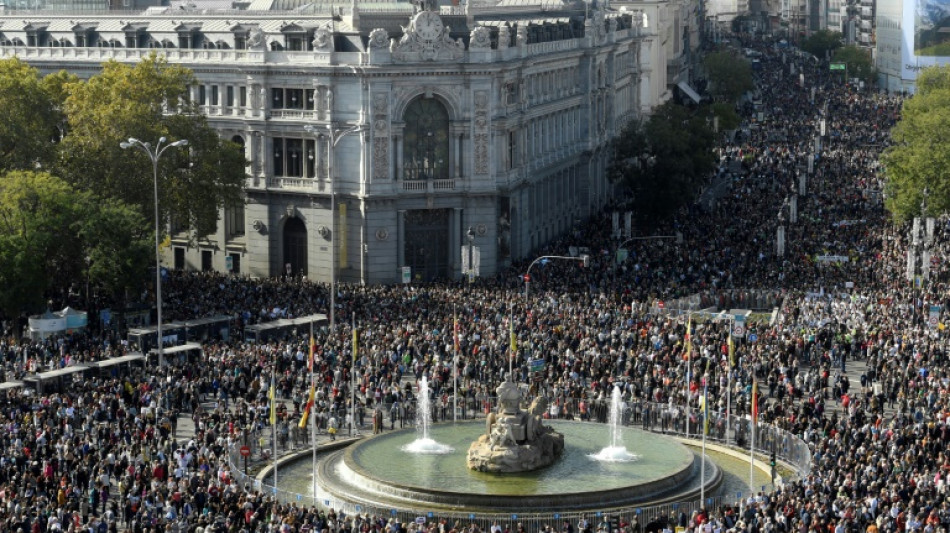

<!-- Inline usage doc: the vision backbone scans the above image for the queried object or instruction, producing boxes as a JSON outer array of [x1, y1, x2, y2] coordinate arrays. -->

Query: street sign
[[657, 300, 665, 309], [240, 445, 251, 457], [733, 323, 745, 337], [748, 333, 758, 342], [830, 63, 846, 70], [401, 266, 411, 284]]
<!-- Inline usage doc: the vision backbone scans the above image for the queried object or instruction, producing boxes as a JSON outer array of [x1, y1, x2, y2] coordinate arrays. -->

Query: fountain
[[401, 376, 453, 454], [590, 386, 638, 462]]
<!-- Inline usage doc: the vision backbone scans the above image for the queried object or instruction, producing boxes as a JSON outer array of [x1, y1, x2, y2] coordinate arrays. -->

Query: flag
[[308, 335, 315, 372], [751, 379, 759, 423], [269, 379, 277, 425], [684, 316, 692, 361], [509, 316, 517, 357], [702, 383, 710, 435], [453, 309, 460, 353], [352, 326, 358, 362], [728, 335, 736, 367], [298, 384, 316, 429]]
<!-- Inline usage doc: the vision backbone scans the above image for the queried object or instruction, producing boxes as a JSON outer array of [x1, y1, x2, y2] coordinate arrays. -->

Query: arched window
[[402, 97, 450, 180]]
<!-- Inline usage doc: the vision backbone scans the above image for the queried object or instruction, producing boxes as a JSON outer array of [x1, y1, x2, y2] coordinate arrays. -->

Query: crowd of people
[[0, 35, 948, 533]]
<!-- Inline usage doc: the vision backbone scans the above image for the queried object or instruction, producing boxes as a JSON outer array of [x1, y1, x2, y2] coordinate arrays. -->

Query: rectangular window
[[174, 247, 185, 270], [229, 253, 241, 274], [211, 86, 219, 106], [306, 89, 316, 110], [235, 35, 246, 50], [305, 139, 316, 178], [271, 88, 284, 109], [240, 86, 247, 107], [201, 250, 213, 271], [286, 138, 303, 177], [226, 202, 245, 238], [273, 137, 284, 177], [286, 89, 304, 109], [226, 86, 234, 107], [199, 85, 207, 106], [287, 36, 303, 51]]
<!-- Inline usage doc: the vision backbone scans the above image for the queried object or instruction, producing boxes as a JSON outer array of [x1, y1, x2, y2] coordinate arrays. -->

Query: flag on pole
[[308, 335, 316, 372], [352, 326, 358, 362], [702, 383, 710, 435], [684, 315, 692, 361], [751, 379, 759, 422], [299, 384, 316, 428], [269, 379, 277, 425], [728, 335, 736, 367], [454, 308, 460, 353], [510, 316, 517, 358]]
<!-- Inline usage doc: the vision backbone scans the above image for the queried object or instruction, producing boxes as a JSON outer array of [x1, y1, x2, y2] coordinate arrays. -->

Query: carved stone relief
[[372, 92, 390, 181], [473, 89, 489, 175]]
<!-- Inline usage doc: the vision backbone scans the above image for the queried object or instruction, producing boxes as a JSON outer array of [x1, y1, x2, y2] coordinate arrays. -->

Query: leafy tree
[[58, 54, 245, 237], [881, 66, 950, 221], [708, 102, 741, 132], [832, 46, 875, 82], [800, 30, 842, 59], [0, 58, 62, 173], [608, 102, 717, 220], [703, 51, 753, 102], [0, 170, 152, 320]]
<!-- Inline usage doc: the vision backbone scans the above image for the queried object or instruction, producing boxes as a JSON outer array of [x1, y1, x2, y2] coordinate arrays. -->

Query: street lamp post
[[466, 226, 475, 283], [304, 123, 365, 334], [524, 254, 589, 298], [120, 136, 189, 368]]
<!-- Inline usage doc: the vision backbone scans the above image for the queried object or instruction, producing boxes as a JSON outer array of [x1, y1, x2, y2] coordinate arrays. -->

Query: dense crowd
[[1, 36, 948, 533]]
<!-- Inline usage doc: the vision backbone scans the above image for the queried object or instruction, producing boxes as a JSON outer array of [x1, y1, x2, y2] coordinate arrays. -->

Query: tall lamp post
[[120, 136, 188, 368], [303, 123, 365, 334], [466, 226, 475, 283]]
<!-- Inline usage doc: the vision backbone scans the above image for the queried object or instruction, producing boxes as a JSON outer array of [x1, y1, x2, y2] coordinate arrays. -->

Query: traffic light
[[523, 274, 531, 283]]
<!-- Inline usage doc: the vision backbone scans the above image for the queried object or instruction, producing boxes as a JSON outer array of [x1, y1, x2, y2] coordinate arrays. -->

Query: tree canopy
[[703, 51, 754, 102], [0, 54, 246, 317], [881, 66, 950, 221], [800, 30, 842, 59], [607, 102, 717, 220], [832, 46, 875, 82], [0, 171, 151, 318], [57, 55, 245, 237]]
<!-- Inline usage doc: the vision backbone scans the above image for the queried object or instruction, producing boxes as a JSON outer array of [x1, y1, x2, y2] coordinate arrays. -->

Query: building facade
[[0, 0, 664, 283]]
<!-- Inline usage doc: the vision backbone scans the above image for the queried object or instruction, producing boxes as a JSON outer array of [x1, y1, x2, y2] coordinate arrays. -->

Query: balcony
[[399, 178, 457, 193]]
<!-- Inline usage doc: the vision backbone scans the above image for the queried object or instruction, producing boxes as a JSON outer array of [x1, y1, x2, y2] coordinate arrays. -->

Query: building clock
[[413, 11, 443, 41]]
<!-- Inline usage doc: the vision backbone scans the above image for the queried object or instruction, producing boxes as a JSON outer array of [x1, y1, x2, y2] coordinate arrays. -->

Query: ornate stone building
[[0, 0, 664, 283]]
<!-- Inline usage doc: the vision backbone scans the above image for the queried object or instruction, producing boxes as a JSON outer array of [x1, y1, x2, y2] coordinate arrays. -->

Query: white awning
[[677, 81, 701, 104]]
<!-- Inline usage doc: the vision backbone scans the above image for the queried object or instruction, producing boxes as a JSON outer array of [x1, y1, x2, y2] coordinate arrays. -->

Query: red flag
[[751, 379, 759, 422]]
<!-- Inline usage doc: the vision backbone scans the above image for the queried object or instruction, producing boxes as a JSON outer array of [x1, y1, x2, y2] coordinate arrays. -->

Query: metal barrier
[[224, 396, 811, 524]]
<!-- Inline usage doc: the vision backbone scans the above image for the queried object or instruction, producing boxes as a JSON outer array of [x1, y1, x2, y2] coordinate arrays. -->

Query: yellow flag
[[509, 317, 517, 356], [269, 381, 277, 425], [352, 326, 358, 362], [728, 335, 736, 367], [159, 234, 171, 250]]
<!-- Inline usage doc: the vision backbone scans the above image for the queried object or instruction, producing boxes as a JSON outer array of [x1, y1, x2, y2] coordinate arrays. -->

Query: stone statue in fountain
[[467, 380, 565, 473]]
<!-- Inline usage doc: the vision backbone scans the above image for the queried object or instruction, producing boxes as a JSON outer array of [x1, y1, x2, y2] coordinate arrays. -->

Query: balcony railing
[[399, 178, 457, 192]]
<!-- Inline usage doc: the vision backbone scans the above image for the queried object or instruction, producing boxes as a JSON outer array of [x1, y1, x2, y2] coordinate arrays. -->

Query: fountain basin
[[311, 420, 720, 513]]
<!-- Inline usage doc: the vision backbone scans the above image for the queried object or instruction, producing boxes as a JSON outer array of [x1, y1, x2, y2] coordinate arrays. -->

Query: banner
[[339, 202, 347, 268]]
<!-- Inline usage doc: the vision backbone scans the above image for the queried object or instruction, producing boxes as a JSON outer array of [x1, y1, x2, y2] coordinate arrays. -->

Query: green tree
[[608, 102, 717, 220], [832, 46, 875, 82], [0, 170, 152, 319], [703, 51, 753, 102], [58, 55, 245, 237], [881, 66, 950, 221], [708, 102, 741, 132], [0, 58, 62, 173], [800, 30, 842, 59]]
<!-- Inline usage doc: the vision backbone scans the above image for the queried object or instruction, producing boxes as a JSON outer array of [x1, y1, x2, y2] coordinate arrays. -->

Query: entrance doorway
[[283, 217, 308, 277], [404, 209, 449, 281]]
